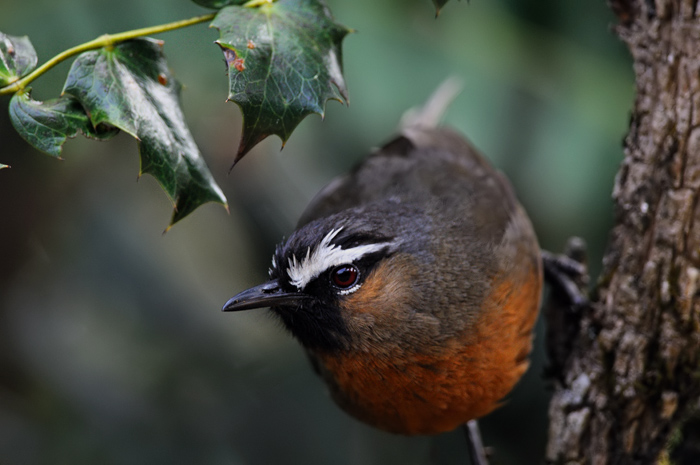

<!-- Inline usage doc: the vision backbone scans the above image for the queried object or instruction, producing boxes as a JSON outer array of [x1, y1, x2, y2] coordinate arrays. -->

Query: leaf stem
[[0, 13, 216, 96], [243, 0, 277, 7]]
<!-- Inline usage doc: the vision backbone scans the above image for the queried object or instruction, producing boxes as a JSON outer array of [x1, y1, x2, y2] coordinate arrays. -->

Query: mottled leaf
[[212, 0, 351, 164], [191, 0, 246, 9], [63, 38, 227, 226], [9, 90, 118, 158], [0, 32, 37, 87]]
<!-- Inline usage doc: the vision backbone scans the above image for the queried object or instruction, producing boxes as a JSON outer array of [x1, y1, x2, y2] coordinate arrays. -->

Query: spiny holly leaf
[[191, 0, 246, 9], [212, 0, 351, 165], [63, 38, 227, 226], [9, 90, 118, 158], [0, 32, 37, 87]]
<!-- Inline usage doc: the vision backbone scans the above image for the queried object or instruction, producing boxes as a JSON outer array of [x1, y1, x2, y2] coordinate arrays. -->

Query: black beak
[[222, 280, 308, 312]]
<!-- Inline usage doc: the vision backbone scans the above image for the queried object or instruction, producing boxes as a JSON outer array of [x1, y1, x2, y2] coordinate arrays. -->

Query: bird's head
[[223, 210, 421, 352]]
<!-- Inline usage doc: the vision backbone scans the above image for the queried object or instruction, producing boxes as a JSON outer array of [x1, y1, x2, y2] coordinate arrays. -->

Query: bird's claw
[[542, 237, 590, 310]]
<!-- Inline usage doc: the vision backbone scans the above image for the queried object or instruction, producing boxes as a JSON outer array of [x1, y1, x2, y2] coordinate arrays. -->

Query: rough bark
[[545, 1, 700, 464]]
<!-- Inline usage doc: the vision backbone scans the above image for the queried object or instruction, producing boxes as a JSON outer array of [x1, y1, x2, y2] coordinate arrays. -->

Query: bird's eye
[[330, 265, 360, 289]]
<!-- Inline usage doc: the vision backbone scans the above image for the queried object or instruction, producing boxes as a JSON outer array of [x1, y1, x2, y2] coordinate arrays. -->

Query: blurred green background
[[0, 0, 632, 463]]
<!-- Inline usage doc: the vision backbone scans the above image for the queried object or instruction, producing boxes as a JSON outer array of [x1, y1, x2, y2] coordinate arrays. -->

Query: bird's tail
[[399, 76, 463, 130]]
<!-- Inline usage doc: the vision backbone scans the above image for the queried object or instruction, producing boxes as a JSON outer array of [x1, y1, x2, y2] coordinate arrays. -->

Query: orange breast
[[314, 263, 542, 435]]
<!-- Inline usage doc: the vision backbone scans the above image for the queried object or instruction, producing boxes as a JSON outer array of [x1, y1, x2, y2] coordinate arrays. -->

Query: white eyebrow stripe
[[286, 228, 393, 290]]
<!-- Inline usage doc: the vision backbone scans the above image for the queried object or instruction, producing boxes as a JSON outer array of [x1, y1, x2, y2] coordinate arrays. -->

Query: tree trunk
[[545, 1, 700, 463]]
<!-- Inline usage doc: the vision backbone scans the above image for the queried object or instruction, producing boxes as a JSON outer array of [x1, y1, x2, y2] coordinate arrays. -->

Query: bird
[[223, 80, 543, 441]]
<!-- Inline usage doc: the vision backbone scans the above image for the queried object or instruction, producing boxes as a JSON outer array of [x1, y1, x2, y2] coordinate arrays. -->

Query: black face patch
[[269, 255, 392, 352], [270, 298, 350, 352], [266, 221, 396, 352]]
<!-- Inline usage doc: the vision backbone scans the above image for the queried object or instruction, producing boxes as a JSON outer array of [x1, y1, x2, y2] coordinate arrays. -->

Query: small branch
[[0, 13, 216, 96], [243, 0, 277, 7]]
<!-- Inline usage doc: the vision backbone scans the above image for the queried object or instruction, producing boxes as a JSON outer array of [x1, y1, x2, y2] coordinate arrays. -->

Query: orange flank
[[316, 257, 542, 435]]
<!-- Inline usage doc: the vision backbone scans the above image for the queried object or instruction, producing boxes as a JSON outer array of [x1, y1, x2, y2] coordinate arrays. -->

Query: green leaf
[[63, 38, 227, 226], [191, 0, 246, 9], [0, 32, 37, 87], [212, 0, 351, 164], [9, 90, 118, 158]]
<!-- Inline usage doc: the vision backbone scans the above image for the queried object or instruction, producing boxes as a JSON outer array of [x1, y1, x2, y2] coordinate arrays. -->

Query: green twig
[[0, 13, 216, 96], [243, 0, 277, 7]]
